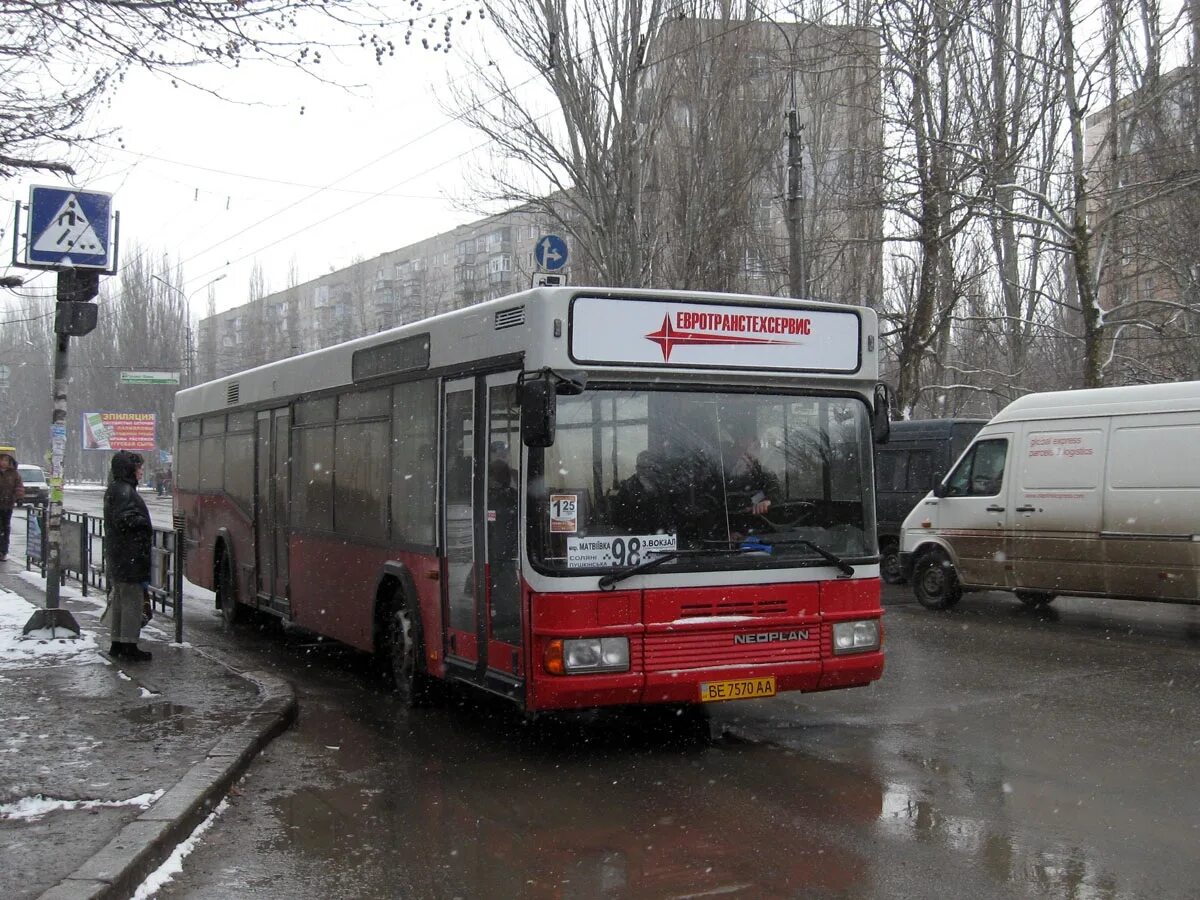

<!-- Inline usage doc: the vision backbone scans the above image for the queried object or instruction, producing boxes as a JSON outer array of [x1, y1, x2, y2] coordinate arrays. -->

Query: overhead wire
[[176, 0, 801, 287], [12, 1, 801, 310]]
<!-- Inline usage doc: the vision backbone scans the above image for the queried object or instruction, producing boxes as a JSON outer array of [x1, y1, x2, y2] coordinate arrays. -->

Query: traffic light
[[55, 268, 100, 335]]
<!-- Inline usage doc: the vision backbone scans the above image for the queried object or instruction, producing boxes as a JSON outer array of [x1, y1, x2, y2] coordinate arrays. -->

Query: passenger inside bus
[[611, 451, 671, 535], [487, 457, 521, 643]]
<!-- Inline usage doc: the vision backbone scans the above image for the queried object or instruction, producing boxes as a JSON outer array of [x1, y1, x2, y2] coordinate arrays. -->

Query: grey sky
[[3, 22, 507, 315]]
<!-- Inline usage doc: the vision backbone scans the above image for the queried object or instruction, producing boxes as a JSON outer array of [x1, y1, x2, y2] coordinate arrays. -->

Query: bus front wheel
[[384, 594, 434, 708], [913, 549, 963, 610], [216, 550, 245, 626]]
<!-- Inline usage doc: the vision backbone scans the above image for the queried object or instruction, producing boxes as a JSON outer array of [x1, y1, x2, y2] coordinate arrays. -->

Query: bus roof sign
[[569, 296, 862, 372]]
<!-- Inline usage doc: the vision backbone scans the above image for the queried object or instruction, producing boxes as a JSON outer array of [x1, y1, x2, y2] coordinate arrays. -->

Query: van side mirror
[[520, 375, 556, 447], [932, 481, 948, 499], [872, 383, 891, 444]]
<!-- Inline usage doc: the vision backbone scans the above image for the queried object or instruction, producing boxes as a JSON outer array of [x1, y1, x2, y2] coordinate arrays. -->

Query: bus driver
[[724, 429, 779, 517]]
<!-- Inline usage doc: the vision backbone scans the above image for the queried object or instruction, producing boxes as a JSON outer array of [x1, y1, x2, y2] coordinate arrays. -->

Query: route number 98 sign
[[566, 534, 677, 568]]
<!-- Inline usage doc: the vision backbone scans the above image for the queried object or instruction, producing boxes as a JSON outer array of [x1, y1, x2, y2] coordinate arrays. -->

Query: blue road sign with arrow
[[534, 234, 569, 271], [27, 186, 113, 269]]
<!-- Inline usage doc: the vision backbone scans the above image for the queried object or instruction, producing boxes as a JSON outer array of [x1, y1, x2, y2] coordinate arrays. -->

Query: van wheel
[[879, 540, 905, 584], [1015, 590, 1056, 608], [913, 550, 962, 610], [383, 593, 435, 708], [216, 551, 245, 626]]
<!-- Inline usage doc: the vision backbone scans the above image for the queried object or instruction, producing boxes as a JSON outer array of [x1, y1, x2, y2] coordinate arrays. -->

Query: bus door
[[441, 372, 524, 699], [442, 379, 480, 672], [255, 407, 291, 614], [484, 372, 522, 687]]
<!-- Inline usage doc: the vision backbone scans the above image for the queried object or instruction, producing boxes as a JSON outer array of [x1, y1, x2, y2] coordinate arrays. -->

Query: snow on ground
[[17, 570, 106, 611], [0, 789, 164, 822], [0, 588, 104, 670], [131, 798, 229, 899]]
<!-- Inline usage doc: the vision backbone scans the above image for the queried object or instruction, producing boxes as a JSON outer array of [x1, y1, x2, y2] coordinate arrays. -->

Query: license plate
[[699, 677, 777, 702]]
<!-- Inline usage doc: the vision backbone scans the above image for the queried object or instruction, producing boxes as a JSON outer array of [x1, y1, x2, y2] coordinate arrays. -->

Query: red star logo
[[644, 314, 798, 361]]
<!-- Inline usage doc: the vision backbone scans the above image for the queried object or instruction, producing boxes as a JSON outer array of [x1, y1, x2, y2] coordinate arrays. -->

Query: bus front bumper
[[528, 651, 885, 710]]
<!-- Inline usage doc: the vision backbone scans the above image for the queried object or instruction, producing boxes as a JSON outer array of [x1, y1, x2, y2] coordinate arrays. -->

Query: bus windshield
[[527, 388, 876, 574]]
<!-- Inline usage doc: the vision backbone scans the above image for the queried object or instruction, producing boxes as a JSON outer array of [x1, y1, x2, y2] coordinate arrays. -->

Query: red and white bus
[[175, 287, 889, 710]]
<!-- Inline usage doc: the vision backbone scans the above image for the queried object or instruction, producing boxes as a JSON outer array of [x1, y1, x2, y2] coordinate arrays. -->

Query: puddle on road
[[255, 703, 882, 898], [879, 782, 1140, 900], [122, 702, 193, 726]]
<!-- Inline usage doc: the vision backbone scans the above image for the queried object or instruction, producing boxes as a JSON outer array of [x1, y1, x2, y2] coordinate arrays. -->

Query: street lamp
[[152, 274, 227, 386]]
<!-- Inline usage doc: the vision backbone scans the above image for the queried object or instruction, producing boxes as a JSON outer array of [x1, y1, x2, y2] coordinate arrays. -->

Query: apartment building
[[1084, 65, 1200, 382]]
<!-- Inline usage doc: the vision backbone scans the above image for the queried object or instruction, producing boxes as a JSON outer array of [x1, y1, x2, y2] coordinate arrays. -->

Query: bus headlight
[[544, 637, 630, 674], [832, 620, 880, 654]]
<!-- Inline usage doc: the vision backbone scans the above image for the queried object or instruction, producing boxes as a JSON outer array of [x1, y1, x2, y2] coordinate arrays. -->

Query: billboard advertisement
[[81, 412, 157, 451]]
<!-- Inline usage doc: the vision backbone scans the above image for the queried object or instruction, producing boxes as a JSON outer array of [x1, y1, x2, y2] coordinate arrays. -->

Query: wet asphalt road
[[48, 494, 1200, 898]]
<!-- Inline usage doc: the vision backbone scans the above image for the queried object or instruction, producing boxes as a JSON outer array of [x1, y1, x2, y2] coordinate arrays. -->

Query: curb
[[36, 655, 297, 900]]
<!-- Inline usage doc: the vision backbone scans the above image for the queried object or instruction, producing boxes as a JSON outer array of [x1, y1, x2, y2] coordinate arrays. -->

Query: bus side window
[[391, 380, 438, 546]]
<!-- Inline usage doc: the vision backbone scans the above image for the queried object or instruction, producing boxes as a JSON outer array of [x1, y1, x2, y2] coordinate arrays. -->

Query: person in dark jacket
[[0, 451, 24, 561], [103, 450, 153, 661]]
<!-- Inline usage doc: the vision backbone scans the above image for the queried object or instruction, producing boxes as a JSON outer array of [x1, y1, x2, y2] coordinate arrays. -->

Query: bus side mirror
[[521, 376, 556, 447], [872, 383, 891, 445]]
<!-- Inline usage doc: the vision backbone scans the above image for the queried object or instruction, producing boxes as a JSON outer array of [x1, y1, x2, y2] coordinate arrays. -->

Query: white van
[[898, 381, 1200, 609]]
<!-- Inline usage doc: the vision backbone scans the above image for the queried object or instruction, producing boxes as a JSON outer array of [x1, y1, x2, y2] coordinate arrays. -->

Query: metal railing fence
[[23, 507, 186, 643]]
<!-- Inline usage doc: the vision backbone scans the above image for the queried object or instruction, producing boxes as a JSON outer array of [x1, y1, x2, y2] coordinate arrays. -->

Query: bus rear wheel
[[216, 551, 245, 626], [913, 549, 963, 610], [384, 595, 434, 708]]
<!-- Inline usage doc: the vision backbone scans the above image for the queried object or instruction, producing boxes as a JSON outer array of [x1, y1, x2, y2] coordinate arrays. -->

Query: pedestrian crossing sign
[[26, 185, 114, 269]]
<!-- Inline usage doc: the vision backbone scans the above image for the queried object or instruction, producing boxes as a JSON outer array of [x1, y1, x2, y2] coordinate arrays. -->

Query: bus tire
[[879, 539, 905, 584], [383, 592, 434, 708], [216, 548, 245, 626], [913, 548, 962, 610], [1015, 590, 1056, 608]]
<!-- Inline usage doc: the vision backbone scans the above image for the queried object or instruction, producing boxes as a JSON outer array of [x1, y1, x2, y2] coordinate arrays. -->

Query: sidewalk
[[0, 560, 295, 899]]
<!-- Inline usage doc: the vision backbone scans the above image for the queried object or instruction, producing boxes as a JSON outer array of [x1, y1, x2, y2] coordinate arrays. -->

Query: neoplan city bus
[[174, 287, 891, 711]]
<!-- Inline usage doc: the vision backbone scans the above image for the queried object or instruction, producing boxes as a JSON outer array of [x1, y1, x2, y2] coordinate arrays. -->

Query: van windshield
[[18, 466, 45, 482], [527, 388, 877, 574]]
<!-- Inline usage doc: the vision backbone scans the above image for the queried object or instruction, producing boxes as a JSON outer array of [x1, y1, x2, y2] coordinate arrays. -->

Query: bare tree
[[876, 0, 981, 416], [240, 262, 269, 369], [446, 0, 671, 286]]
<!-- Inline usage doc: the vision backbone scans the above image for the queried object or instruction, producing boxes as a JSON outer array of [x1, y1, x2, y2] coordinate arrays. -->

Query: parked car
[[17, 464, 49, 508], [900, 381, 1200, 610], [875, 418, 986, 583]]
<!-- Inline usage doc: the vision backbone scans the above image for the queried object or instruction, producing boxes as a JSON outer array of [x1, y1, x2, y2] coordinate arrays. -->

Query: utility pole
[[786, 108, 807, 299], [14, 185, 118, 638], [24, 269, 100, 636]]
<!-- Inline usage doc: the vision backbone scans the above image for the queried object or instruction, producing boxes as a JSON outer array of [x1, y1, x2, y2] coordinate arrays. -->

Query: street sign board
[[27, 185, 113, 269], [534, 234, 569, 271], [120, 371, 180, 385], [532, 272, 568, 288]]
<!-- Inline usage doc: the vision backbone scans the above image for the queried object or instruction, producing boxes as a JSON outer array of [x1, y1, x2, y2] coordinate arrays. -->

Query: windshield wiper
[[754, 537, 855, 576], [597, 546, 762, 590]]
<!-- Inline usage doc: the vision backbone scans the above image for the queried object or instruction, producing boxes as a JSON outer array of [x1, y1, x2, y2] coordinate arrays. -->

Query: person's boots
[[122, 643, 153, 662], [109, 642, 126, 657]]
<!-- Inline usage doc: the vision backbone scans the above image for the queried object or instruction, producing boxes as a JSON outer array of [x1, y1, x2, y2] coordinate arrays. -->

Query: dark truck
[[875, 418, 986, 583]]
